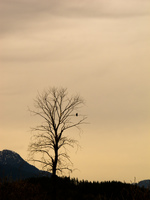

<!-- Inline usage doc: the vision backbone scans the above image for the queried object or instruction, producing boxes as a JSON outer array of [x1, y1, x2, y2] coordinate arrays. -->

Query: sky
[[0, 0, 150, 183]]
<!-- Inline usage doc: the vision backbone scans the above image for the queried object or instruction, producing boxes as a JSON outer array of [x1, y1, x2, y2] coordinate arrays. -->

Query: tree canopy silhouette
[[28, 87, 87, 176]]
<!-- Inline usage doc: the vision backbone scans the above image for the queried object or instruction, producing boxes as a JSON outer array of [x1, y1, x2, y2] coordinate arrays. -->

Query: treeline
[[0, 176, 150, 200]]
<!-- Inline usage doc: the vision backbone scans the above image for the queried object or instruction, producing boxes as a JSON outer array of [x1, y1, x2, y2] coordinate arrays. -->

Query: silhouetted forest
[[0, 176, 150, 200]]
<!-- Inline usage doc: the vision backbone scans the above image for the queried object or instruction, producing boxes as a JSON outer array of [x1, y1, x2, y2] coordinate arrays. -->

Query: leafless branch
[[28, 87, 87, 176]]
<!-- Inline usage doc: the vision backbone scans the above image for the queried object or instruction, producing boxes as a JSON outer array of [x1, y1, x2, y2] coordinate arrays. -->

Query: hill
[[0, 149, 51, 180], [138, 179, 150, 189]]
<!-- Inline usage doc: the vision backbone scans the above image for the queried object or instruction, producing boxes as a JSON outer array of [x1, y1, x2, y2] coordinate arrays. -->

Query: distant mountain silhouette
[[0, 149, 51, 180], [138, 180, 150, 189]]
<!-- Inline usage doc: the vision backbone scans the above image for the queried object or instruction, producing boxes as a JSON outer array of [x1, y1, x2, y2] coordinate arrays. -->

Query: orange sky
[[0, 0, 150, 183]]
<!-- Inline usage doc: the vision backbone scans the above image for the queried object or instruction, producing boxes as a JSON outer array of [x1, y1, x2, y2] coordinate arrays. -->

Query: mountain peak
[[0, 149, 24, 166], [0, 149, 51, 180]]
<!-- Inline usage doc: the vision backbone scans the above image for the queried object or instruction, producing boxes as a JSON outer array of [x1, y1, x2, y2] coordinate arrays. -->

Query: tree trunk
[[53, 140, 58, 176], [52, 141, 58, 200]]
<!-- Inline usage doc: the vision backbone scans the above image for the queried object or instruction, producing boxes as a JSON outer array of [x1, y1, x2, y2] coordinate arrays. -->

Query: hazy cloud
[[0, 0, 150, 35]]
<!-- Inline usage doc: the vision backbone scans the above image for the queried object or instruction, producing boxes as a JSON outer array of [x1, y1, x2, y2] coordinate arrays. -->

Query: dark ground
[[0, 176, 149, 200]]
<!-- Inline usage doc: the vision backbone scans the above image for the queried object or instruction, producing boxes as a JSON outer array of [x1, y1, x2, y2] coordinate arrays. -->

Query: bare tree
[[28, 87, 87, 177]]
